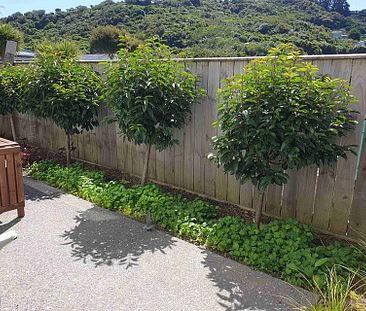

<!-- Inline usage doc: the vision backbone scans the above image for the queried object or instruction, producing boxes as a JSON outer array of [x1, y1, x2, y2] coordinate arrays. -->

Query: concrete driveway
[[0, 177, 310, 311]]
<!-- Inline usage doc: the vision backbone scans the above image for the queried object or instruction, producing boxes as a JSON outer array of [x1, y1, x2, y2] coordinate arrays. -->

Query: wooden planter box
[[0, 138, 25, 217]]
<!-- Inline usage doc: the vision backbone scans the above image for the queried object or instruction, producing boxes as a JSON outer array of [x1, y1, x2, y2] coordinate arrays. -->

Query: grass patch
[[28, 160, 366, 289]]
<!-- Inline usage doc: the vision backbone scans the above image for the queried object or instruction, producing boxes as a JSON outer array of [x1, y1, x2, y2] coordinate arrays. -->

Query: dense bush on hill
[[2, 0, 366, 56]]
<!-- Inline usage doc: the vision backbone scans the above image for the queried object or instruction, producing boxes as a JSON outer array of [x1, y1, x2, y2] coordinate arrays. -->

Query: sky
[[0, 0, 365, 16]]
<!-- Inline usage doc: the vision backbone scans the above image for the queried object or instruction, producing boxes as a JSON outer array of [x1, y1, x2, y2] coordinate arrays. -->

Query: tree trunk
[[66, 133, 72, 166], [9, 112, 16, 142], [255, 191, 266, 228], [141, 143, 152, 185]]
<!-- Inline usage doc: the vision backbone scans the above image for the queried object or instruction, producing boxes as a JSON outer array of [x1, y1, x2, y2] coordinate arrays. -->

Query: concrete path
[[0, 177, 310, 311]]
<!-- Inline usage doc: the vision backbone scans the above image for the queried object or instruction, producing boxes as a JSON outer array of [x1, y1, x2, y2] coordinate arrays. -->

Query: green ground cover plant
[[28, 160, 366, 289]]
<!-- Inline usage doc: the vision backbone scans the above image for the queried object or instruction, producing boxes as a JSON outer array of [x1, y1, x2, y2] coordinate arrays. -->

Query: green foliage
[[90, 25, 121, 55], [28, 159, 366, 290], [2, 0, 366, 57], [0, 65, 32, 115], [30, 41, 103, 135], [211, 44, 357, 191], [0, 23, 23, 57], [89, 26, 142, 55], [105, 38, 201, 150], [36, 40, 79, 60], [315, 0, 350, 16], [349, 28, 362, 41], [294, 267, 357, 310]]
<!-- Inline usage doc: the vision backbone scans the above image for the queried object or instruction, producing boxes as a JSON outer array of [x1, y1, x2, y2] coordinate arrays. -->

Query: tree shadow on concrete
[[25, 183, 62, 202], [61, 207, 177, 268], [201, 250, 311, 311]]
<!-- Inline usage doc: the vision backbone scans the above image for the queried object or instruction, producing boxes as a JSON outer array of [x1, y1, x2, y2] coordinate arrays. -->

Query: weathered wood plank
[[328, 58, 365, 235], [6, 154, 17, 205], [204, 61, 220, 197], [265, 185, 283, 217], [349, 132, 366, 238], [232, 60, 254, 210], [193, 61, 207, 194], [174, 129, 184, 187], [281, 170, 298, 219], [215, 61, 234, 201], [0, 155, 9, 207], [240, 182, 253, 210], [294, 166, 318, 224], [156, 148, 165, 183], [310, 58, 352, 231], [14, 151, 24, 203], [116, 129, 128, 173], [182, 62, 196, 191], [312, 166, 336, 230], [148, 144, 157, 181], [164, 145, 176, 186]]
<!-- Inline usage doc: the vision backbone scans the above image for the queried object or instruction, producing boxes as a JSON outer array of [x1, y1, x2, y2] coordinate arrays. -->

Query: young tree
[[31, 41, 103, 165], [0, 23, 23, 58], [211, 44, 357, 226], [105, 38, 202, 184]]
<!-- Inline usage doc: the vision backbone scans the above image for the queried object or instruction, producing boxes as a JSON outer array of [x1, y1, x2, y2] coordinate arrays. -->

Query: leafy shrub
[[28, 160, 366, 289], [0, 65, 32, 115]]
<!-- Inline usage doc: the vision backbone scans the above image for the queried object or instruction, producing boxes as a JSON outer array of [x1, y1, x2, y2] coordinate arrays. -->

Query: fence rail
[[1, 55, 366, 239]]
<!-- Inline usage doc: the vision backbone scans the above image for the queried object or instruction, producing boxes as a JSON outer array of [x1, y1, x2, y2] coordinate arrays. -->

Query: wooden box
[[0, 138, 25, 217]]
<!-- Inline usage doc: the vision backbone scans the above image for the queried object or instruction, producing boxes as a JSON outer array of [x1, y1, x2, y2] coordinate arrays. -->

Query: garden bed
[[26, 158, 366, 290]]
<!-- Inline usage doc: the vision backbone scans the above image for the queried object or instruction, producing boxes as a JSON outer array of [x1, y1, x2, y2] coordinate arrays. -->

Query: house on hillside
[[331, 31, 348, 40]]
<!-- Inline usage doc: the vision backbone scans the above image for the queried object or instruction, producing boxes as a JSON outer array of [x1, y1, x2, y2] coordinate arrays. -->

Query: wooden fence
[[1, 55, 366, 239]]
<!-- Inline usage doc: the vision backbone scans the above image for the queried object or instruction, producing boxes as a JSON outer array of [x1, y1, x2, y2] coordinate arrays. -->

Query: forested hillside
[[2, 0, 366, 56]]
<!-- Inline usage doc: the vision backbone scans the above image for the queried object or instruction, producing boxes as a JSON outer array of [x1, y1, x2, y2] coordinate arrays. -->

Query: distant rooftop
[[13, 51, 117, 63], [79, 54, 117, 61]]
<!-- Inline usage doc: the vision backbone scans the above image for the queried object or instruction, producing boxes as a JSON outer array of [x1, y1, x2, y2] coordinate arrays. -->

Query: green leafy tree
[[316, 0, 350, 15], [31, 41, 103, 165], [105, 38, 202, 184], [211, 44, 357, 226], [90, 26, 142, 56], [0, 23, 23, 57], [90, 26, 122, 56], [349, 28, 362, 41], [0, 65, 31, 140]]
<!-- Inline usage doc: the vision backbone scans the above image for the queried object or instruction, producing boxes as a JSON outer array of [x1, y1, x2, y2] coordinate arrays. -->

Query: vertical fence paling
[[4, 56, 366, 239]]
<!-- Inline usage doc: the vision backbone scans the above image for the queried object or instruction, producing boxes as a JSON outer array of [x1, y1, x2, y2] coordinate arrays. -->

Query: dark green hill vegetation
[[2, 0, 366, 56]]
